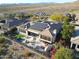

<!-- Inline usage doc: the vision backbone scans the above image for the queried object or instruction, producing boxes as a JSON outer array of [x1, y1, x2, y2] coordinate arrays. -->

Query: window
[[28, 31, 39, 36], [72, 44, 76, 49], [77, 45, 79, 48]]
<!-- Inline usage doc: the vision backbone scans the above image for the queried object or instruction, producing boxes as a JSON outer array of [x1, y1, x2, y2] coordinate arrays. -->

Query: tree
[[31, 15, 39, 22], [0, 16, 4, 20], [0, 35, 5, 43], [61, 19, 74, 45], [26, 14, 33, 18], [72, 14, 76, 21], [4, 13, 16, 19], [8, 13, 16, 19], [0, 48, 3, 55], [16, 13, 26, 20], [65, 13, 72, 21], [15, 34, 25, 39], [54, 47, 73, 59], [0, 35, 6, 55], [50, 14, 65, 22]]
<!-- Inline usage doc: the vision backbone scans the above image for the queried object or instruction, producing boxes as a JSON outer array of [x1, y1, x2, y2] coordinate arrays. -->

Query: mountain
[[0, 3, 32, 8], [0, 1, 79, 14]]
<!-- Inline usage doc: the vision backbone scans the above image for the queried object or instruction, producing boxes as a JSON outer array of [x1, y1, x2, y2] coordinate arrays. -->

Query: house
[[0, 19, 28, 33], [17, 21, 62, 44], [71, 26, 79, 51], [33, 12, 47, 16]]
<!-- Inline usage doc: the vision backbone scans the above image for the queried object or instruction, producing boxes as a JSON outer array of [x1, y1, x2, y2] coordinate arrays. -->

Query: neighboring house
[[33, 12, 47, 16], [71, 26, 79, 51], [0, 19, 28, 33], [70, 19, 79, 26], [18, 21, 62, 44]]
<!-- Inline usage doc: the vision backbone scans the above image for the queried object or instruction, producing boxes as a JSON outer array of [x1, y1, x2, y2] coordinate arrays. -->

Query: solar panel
[[30, 22, 49, 31], [8, 19, 27, 28]]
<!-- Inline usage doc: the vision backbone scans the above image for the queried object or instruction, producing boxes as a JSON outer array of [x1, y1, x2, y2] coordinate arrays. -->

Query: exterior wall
[[40, 38, 52, 43], [0, 23, 9, 33], [28, 29, 40, 34], [17, 26, 28, 37], [17, 26, 53, 44], [71, 43, 79, 51], [19, 31, 28, 37], [75, 44, 79, 51], [40, 35, 53, 43]]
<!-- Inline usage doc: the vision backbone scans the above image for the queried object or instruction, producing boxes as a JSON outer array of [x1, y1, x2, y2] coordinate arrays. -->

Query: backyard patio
[[22, 36, 52, 52]]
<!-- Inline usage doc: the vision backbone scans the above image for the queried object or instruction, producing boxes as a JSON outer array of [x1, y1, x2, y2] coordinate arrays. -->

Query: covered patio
[[40, 29, 53, 43]]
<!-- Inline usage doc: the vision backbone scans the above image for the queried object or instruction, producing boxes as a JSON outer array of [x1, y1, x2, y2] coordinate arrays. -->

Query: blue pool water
[[16, 38, 23, 43]]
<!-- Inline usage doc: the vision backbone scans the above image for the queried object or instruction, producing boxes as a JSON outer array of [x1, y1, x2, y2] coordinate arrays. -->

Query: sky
[[0, 0, 77, 4]]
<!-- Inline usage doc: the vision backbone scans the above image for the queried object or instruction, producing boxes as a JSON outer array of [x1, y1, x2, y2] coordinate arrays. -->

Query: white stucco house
[[71, 26, 79, 51], [17, 21, 62, 52], [17, 21, 62, 44]]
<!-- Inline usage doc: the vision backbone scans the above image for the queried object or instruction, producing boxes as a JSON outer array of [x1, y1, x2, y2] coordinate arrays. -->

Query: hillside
[[0, 1, 79, 14]]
